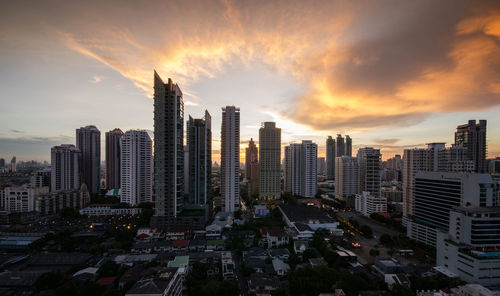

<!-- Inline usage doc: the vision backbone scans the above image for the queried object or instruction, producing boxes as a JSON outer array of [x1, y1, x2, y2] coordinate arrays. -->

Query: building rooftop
[[125, 267, 179, 295], [279, 204, 331, 223], [167, 256, 189, 268]]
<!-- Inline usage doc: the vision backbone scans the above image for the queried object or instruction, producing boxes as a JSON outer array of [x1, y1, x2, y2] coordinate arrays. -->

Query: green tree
[[359, 225, 373, 238], [98, 260, 120, 277], [380, 234, 393, 246], [60, 207, 80, 220], [138, 208, 154, 226]]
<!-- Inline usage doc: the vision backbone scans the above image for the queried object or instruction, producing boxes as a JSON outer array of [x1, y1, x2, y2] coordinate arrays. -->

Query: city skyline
[[2, 1, 500, 162]]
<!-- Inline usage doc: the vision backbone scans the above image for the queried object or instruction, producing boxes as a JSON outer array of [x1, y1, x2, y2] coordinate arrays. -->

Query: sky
[[1, 0, 500, 163]]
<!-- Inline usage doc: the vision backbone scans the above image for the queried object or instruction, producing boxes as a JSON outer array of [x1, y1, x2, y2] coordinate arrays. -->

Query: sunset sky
[[1, 0, 500, 162]]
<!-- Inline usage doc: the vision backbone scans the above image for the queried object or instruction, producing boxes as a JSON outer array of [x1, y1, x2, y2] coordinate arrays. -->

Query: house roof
[[73, 267, 98, 277], [125, 268, 179, 294], [166, 226, 191, 233], [97, 276, 117, 286], [171, 240, 189, 248], [167, 256, 189, 268], [269, 248, 290, 257], [207, 239, 224, 245], [294, 241, 309, 249]]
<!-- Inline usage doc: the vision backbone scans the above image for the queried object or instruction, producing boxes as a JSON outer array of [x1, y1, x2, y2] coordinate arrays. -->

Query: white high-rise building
[[335, 156, 359, 198], [51, 144, 81, 192], [284, 141, 318, 198], [355, 191, 387, 217], [357, 147, 382, 197], [120, 130, 152, 206], [221, 106, 240, 213], [1, 186, 49, 213]]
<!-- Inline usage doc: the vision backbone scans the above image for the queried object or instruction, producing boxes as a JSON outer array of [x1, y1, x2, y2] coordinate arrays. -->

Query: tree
[[138, 208, 154, 226], [359, 225, 373, 238], [380, 234, 393, 246], [60, 207, 79, 220], [369, 249, 380, 256], [98, 260, 120, 277]]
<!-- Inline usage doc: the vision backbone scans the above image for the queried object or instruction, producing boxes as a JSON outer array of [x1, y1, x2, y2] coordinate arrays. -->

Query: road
[[337, 211, 400, 238]]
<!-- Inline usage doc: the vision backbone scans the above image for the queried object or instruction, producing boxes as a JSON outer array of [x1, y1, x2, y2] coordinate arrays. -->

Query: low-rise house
[[245, 247, 268, 260], [125, 267, 182, 296], [247, 273, 281, 296], [221, 251, 236, 280], [97, 276, 117, 288], [294, 241, 309, 254], [189, 239, 206, 252], [384, 274, 410, 289], [272, 258, 290, 276], [309, 257, 328, 267], [207, 239, 225, 251], [373, 257, 409, 275], [206, 223, 222, 240], [245, 258, 266, 273], [72, 267, 98, 282], [262, 227, 289, 248], [153, 240, 171, 252], [189, 252, 221, 277], [171, 240, 189, 251], [268, 248, 290, 261], [165, 226, 191, 240], [254, 205, 271, 218], [119, 264, 145, 289], [131, 242, 153, 254]]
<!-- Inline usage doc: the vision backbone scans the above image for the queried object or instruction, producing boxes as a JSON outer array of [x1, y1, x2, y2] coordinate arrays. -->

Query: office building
[[152, 72, 184, 227], [357, 147, 382, 197], [10, 156, 16, 172], [31, 168, 51, 189], [259, 122, 281, 200], [346, 135, 352, 156], [355, 191, 387, 217], [105, 128, 123, 190], [121, 130, 152, 206], [221, 106, 240, 212], [187, 111, 212, 207], [76, 125, 101, 194], [0, 158, 4, 169], [336, 135, 345, 157], [1, 186, 49, 213], [455, 120, 487, 173], [437, 206, 500, 286], [245, 138, 259, 196], [408, 171, 497, 246], [335, 156, 359, 198], [284, 141, 318, 198], [51, 144, 81, 192], [317, 157, 326, 176], [326, 136, 335, 179]]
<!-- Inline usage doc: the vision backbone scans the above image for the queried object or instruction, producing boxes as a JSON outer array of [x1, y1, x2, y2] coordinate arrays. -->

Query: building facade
[[357, 147, 382, 197], [355, 191, 387, 217], [455, 120, 487, 173], [245, 138, 259, 197], [326, 136, 336, 179], [259, 122, 281, 200], [36, 187, 90, 215], [284, 141, 318, 198], [51, 144, 81, 192], [221, 106, 240, 212], [121, 130, 152, 206], [105, 128, 123, 190], [152, 72, 184, 228], [76, 125, 101, 194], [1, 187, 49, 213], [187, 111, 212, 208], [335, 156, 359, 198]]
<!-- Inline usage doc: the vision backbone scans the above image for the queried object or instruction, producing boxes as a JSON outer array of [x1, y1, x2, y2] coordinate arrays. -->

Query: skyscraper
[[245, 138, 259, 197], [51, 144, 81, 192], [259, 122, 281, 200], [76, 125, 101, 194], [455, 120, 487, 173], [187, 110, 212, 208], [326, 136, 335, 179], [105, 128, 123, 190], [284, 141, 318, 198], [345, 135, 352, 156], [10, 156, 16, 172], [152, 72, 184, 227], [357, 147, 382, 197], [317, 157, 326, 176], [120, 130, 152, 206], [335, 134, 345, 157], [335, 156, 359, 198], [221, 106, 240, 212]]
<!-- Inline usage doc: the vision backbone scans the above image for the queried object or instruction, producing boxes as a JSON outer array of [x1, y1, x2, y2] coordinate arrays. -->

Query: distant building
[[152, 72, 184, 228], [105, 128, 123, 190], [125, 267, 182, 296], [317, 157, 326, 176], [221, 106, 240, 213], [355, 191, 387, 217], [36, 186, 90, 215], [51, 144, 81, 192], [336, 134, 345, 157], [284, 141, 318, 198], [357, 147, 382, 197], [10, 156, 16, 172], [31, 168, 51, 189], [1, 186, 49, 213], [259, 122, 281, 200], [335, 156, 359, 198], [326, 136, 336, 179], [121, 130, 152, 205], [245, 138, 259, 197], [346, 135, 352, 157], [76, 125, 101, 193], [187, 111, 212, 208], [408, 171, 497, 246], [455, 120, 487, 173]]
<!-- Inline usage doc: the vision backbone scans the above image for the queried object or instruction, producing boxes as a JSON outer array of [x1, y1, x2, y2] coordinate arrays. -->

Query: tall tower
[[106, 128, 123, 190], [51, 144, 81, 192], [345, 135, 352, 157], [10, 156, 16, 172], [187, 110, 212, 208], [152, 72, 184, 227], [76, 125, 101, 194], [284, 141, 318, 198], [326, 136, 336, 179], [245, 138, 259, 197], [121, 130, 152, 206], [221, 106, 240, 213], [357, 147, 382, 197], [455, 120, 487, 173], [336, 134, 345, 157], [259, 122, 281, 200], [335, 156, 359, 198]]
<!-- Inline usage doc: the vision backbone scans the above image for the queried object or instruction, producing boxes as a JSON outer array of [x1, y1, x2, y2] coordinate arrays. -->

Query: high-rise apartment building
[[105, 128, 123, 190], [76, 125, 101, 194], [51, 144, 81, 192], [187, 111, 212, 208], [455, 120, 487, 173], [10, 156, 16, 172], [259, 122, 281, 200], [221, 106, 240, 213], [335, 156, 359, 198], [408, 171, 497, 246], [31, 168, 51, 189], [152, 72, 184, 227], [326, 136, 335, 179], [120, 130, 152, 206], [346, 135, 352, 157], [245, 138, 259, 196], [336, 135, 345, 157], [317, 157, 326, 176], [357, 147, 382, 197], [284, 141, 318, 198]]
